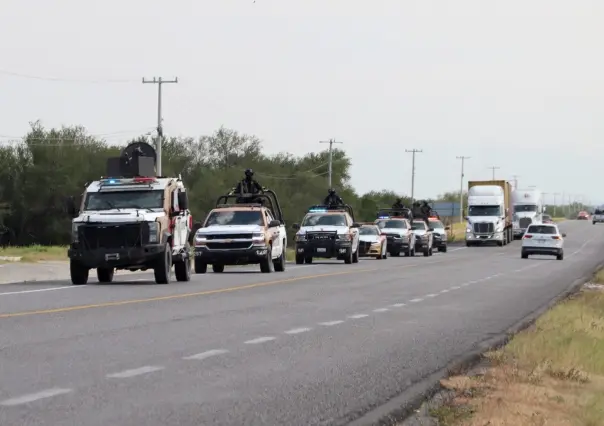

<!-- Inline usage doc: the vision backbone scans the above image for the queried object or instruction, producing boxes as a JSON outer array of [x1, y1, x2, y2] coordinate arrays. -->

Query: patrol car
[[427, 216, 449, 252], [374, 209, 415, 257], [411, 219, 435, 256], [292, 204, 361, 264], [358, 223, 388, 259]]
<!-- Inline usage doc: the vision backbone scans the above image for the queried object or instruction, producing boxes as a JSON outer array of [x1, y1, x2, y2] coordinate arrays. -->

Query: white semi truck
[[465, 180, 514, 247], [512, 188, 544, 239]]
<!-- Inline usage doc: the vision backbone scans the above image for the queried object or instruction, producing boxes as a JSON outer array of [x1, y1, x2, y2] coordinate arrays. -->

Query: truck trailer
[[465, 180, 514, 247]]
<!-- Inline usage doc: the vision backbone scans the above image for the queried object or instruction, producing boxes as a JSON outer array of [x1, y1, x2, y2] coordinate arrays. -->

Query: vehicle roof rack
[[376, 207, 412, 219], [215, 189, 286, 224], [306, 204, 355, 222]]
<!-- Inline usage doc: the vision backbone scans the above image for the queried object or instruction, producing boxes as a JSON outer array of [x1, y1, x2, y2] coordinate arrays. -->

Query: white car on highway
[[521, 224, 566, 260]]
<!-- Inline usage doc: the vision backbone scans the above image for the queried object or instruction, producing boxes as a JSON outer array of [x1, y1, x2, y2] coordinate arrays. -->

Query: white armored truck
[[67, 142, 193, 285]]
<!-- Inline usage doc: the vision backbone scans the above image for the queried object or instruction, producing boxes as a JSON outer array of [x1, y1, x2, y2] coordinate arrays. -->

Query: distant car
[[592, 209, 604, 224], [357, 224, 388, 259], [411, 220, 434, 257], [577, 211, 589, 220], [521, 224, 566, 260], [374, 216, 415, 257], [542, 214, 553, 224], [427, 217, 449, 252]]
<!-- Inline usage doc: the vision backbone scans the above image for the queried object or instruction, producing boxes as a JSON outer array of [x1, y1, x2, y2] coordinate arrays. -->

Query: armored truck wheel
[[344, 247, 353, 264], [70, 260, 89, 285], [97, 267, 114, 283], [154, 243, 172, 284], [194, 259, 207, 274]]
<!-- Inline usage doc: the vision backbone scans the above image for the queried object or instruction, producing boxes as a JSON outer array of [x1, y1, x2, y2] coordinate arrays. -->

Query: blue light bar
[[308, 208, 327, 212], [378, 215, 390, 219]]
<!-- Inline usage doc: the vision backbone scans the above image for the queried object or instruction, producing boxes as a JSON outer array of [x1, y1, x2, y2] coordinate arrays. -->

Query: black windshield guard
[[377, 207, 413, 219], [307, 204, 355, 222], [215, 189, 285, 224]]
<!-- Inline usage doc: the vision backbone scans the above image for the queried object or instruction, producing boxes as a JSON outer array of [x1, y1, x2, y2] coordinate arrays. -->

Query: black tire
[[212, 264, 225, 273], [305, 256, 313, 264], [154, 243, 172, 284], [175, 251, 191, 282], [428, 246, 433, 256], [521, 251, 529, 259], [194, 258, 207, 274], [344, 247, 353, 264], [392, 250, 401, 257], [557, 251, 564, 260], [96, 267, 114, 283], [466, 241, 472, 247], [260, 244, 274, 273], [274, 245, 286, 272], [295, 254, 305, 265], [70, 260, 89, 285], [352, 247, 359, 263], [423, 247, 430, 257], [439, 245, 447, 253]]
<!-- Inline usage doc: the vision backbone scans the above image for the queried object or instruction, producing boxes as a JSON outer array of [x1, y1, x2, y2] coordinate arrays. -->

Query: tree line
[[0, 122, 586, 246]]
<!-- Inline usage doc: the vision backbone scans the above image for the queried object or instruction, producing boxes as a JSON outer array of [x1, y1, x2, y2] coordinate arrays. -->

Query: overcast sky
[[1, 0, 602, 204]]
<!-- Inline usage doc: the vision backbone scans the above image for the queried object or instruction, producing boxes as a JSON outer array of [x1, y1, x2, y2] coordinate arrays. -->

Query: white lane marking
[[425, 293, 437, 298], [0, 286, 85, 296], [319, 320, 344, 326], [0, 388, 72, 406], [450, 286, 461, 290], [391, 303, 406, 308], [440, 289, 449, 293], [244, 336, 276, 344], [183, 349, 229, 361], [460, 283, 470, 287], [106, 366, 164, 378], [409, 298, 423, 303], [285, 327, 311, 335], [373, 308, 389, 312], [348, 314, 369, 319]]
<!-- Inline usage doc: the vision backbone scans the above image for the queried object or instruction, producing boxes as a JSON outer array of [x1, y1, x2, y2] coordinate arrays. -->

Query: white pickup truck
[[593, 208, 604, 224]]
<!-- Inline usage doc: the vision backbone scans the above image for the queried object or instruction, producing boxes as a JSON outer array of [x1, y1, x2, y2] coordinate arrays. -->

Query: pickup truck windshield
[[85, 190, 164, 210], [205, 210, 264, 226], [375, 220, 407, 229], [514, 205, 538, 212], [302, 214, 347, 227], [468, 206, 501, 216]]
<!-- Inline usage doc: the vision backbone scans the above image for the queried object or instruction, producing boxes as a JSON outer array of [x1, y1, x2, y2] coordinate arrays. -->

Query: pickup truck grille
[[519, 218, 532, 229], [206, 242, 252, 250], [79, 223, 148, 250], [205, 234, 253, 240], [473, 223, 494, 234]]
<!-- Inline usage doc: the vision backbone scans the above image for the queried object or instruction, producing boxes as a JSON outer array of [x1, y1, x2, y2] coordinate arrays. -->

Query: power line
[[456, 156, 470, 223], [143, 77, 179, 176], [405, 149, 422, 203], [319, 139, 343, 189], [0, 68, 138, 83]]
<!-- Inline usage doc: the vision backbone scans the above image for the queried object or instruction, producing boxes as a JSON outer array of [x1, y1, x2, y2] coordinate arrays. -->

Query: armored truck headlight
[[148, 222, 159, 243], [295, 233, 306, 242], [72, 223, 82, 243], [337, 233, 351, 241]]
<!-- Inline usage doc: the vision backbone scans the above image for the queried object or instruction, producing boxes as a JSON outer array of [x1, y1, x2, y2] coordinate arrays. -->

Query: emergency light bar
[[100, 177, 158, 185], [308, 208, 327, 213], [378, 215, 390, 219]]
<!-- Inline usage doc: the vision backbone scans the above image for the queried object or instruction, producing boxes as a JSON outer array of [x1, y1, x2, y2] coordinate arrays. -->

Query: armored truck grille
[[519, 218, 532, 229], [307, 232, 337, 241], [80, 223, 148, 250], [473, 223, 494, 234]]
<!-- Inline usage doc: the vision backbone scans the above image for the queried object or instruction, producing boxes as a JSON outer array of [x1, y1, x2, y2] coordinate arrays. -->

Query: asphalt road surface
[[1, 220, 602, 426]]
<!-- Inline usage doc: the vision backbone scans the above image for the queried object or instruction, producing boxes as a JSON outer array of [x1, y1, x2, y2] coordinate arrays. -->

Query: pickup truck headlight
[[148, 222, 159, 243], [252, 232, 266, 244], [194, 233, 207, 246], [72, 223, 82, 243]]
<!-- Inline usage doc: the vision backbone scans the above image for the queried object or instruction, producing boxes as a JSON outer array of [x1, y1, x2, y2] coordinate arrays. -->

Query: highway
[[0, 220, 602, 426]]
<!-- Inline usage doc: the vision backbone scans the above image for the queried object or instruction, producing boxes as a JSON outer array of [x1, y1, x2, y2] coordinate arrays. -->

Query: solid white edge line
[[0, 286, 85, 296], [0, 388, 73, 406]]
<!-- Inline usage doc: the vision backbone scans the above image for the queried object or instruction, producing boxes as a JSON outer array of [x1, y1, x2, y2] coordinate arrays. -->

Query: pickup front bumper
[[68, 243, 165, 268], [194, 245, 269, 265], [295, 240, 352, 258]]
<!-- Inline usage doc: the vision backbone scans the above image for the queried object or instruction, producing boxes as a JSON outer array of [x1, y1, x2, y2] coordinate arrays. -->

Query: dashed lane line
[[0, 388, 73, 406], [244, 336, 276, 344], [183, 349, 229, 361], [106, 366, 164, 379]]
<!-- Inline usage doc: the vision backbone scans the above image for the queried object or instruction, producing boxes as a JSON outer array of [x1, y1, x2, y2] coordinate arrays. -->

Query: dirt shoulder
[[422, 270, 604, 425]]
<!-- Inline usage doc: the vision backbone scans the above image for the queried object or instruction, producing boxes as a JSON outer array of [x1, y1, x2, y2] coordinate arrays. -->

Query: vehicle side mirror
[[177, 191, 189, 211], [562, 233, 567, 238], [269, 219, 281, 228], [66, 196, 78, 217], [445, 226, 450, 230], [351, 222, 361, 228], [292, 223, 300, 230]]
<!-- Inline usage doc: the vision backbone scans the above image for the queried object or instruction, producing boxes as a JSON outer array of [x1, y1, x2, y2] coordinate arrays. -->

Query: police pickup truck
[[292, 204, 361, 264]]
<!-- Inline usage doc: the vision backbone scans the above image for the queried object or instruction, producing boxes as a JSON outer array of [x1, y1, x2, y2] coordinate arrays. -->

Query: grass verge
[[448, 222, 466, 242], [429, 272, 604, 425], [0, 245, 68, 262]]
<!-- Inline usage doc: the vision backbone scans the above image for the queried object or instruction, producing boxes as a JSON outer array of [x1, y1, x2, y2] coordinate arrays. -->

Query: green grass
[[430, 272, 604, 425], [0, 245, 68, 262]]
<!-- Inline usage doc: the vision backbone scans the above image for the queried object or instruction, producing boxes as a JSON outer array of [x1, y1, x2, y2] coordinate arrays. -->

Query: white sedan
[[521, 224, 566, 260]]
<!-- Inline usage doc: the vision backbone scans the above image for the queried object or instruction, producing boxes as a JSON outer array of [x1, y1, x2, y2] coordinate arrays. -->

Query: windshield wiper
[[130, 204, 155, 213], [104, 200, 120, 211]]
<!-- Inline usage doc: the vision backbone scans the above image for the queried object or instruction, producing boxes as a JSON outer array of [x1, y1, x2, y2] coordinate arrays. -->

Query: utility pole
[[405, 149, 423, 204], [487, 166, 500, 180], [552, 192, 560, 217], [511, 175, 520, 189], [319, 139, 343, 188], [456, 156, 470, 223], [142, 76, 178, 176]]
